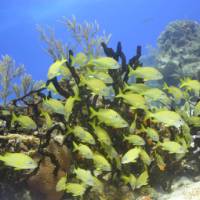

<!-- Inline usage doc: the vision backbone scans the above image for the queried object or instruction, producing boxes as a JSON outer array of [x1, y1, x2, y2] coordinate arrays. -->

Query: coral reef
[[159, 178, 200, 200], [0, 17, 200, 200], [156, 20, 200, 84], [0, 41, 199, 200]]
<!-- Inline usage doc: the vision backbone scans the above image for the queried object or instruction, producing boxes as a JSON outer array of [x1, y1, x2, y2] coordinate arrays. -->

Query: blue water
[[0, 0, 199, 80]]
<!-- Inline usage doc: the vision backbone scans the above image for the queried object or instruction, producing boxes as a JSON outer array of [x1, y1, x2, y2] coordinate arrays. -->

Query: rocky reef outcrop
[[158, 177, 200, 200], [151, 20, 200, 84]]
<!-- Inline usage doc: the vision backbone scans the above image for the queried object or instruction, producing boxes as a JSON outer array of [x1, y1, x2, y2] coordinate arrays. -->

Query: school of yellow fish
[[1, 53, 200, 198]]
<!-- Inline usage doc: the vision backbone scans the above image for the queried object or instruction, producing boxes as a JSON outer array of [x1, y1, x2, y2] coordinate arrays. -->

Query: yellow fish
[[90, 122, 112, 145], [65, 183, 86, 197], [142, 88, 171, 105], [86, 69, 113, 84], [40, 111, 53, 129], [180, 78, 200, 96], [0, 152, 37, 170], [116, 89, 147, 109], [71, 52, 88, 67], [149, 110, 184, 128], [56, 176, 67, 192], [43, 98, 65, 115], [129, 66, 163, 81], [158, 141, 186, 154], [121, 147, 141, 164], [140, 149, 151, 166], [163, 82, 184, 102], [68, 126, 96, 145], [73, 168, 94, 186], [87, 57, 120, 70], [79, 75, 108, 96], [12, 113, 37, 130], [123, 134, 146, 146], [48, 59, 70, 79], [73, 142, 93, 159], [188, 116, 200, 127], [123, 83, 150, 94], [64, 86, 80, 121], [129, 115, 137, 134], [142, 126, 159, 142], [121, 174, 137, 190], [194, 101, 200, 116], [93, 153, 111, 172], [90, 107, 128, 128], [155, 153, 166, 171], [122, 170, 148, 190], [91, 176, 104, 194]]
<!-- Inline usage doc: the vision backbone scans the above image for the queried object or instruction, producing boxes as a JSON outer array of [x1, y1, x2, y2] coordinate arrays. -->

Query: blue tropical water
[[0, 0, 199, 80], [1, 1, 200, 200]]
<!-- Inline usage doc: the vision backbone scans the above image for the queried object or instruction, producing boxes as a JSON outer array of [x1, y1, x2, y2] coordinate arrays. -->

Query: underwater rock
[[156, 20, 200, 84], [27, 140, 71, 200], [158, 177, 200, 200]]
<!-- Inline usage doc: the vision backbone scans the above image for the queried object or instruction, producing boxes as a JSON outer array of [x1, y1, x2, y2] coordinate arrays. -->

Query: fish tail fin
[[0, 155, 4, 161], [89, 120, 96, 129], [163, 82, 168, 90], [140, 124, 146, 132], [66, 126, 73, 135], [72, 85, 80, 100], [121, 175, 129, 184], [144, 110, 152, 121], [72, 141, 78, 152], [90, 107, 97, 118], [79, 74, 86, 86], [11, 113, 17, 126], [123, 135, 127, 141], [123, 82, 129, 91], [116, 88, 123, 98]]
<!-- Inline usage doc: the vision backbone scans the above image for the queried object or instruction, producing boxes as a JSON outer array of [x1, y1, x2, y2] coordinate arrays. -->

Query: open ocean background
[[0, 0, 199, 80]]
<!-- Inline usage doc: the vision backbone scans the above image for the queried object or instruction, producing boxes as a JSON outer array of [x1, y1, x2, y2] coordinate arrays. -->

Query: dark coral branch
[[101, 42, 126, 93], [124, 45, 142, 83], [46, 77, 69, 98], [11, 88, 46, 106], [65, 50, 80, 85], [101, 42, 118, 60], [129, 45, 142, 68]]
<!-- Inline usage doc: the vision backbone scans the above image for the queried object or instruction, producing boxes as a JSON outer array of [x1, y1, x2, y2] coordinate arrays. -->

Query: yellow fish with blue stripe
[[12, 113, 37, 130], [73, 167, 94, 186], [90, 107, 128, 128], [67, 126, 96, 145], [116, 89, 147, 109], [0, 152, 37, 170], [43, 98, 65, 115], [129, 66, 163, 81], [123, 134, 146, 146], [121, 147, 141, 164], [73, 142, 93, 159], [87, 57, 120, 70], [93, 153, 111, 172], [90, 122, 112, 145]]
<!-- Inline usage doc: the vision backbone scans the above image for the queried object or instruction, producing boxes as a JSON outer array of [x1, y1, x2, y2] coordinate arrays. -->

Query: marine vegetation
[[0, 39, 199, 200], [37, 16, 111, 60], [0, 55, 44, 106]]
